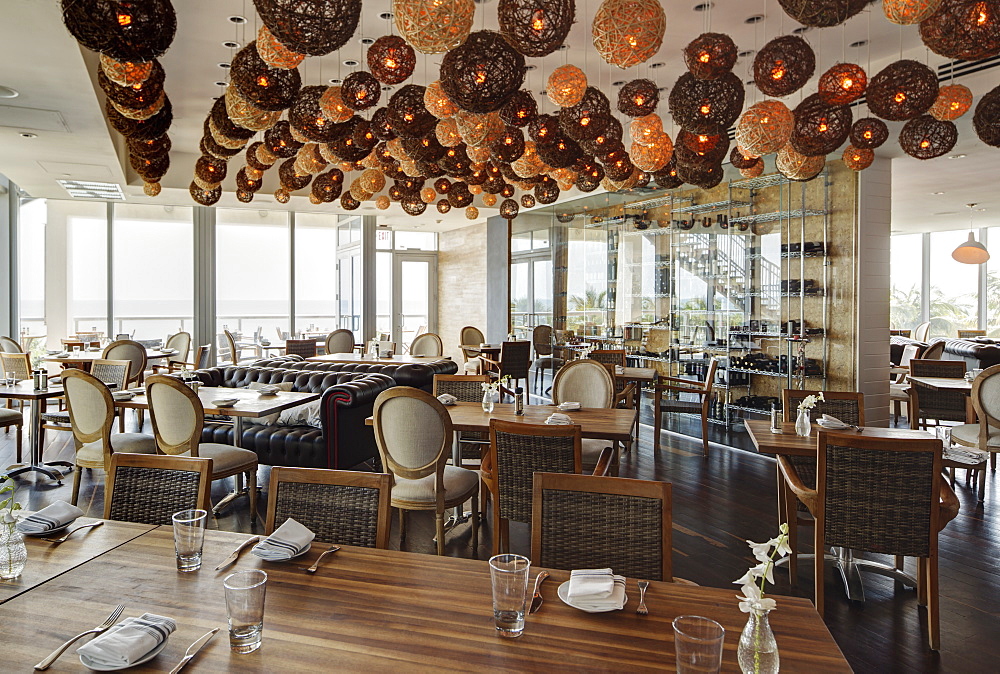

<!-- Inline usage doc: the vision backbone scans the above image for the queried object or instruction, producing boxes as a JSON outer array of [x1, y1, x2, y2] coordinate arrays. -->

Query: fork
[[34, 603, 125, 670], [306, 545, 340, 573], [636, 580, 650, 616], [42, 521, 104, 544]]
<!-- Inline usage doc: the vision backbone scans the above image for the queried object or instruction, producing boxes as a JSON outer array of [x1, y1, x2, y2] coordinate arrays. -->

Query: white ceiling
[[0, 0, 997, 233]]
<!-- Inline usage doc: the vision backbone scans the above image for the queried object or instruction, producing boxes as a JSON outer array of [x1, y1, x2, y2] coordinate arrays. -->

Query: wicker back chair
[[957, 329, 986, 339], [531, 473, 673, 581], [410, 332, 443, 357], [551, 359, 614, 408], [653, 358, 718, 456], [531, 324, 564, 394], [480, 341, 532, 393], [779, 431, 958, 649], [266, 467, 392, 549], [325, 329, 355, 355], [589, 349, 631, 399], [433, 374, 492, 464], [484, 419, 611, 555], [0, 352, 31, 381], [891, 344, 923, 424], [146, 375, 260, 522], [908, 359, 968, 429], [781, 389, 865, 426], [0, 336, 23, 353], [102, 340, 147, 388], [285, 338, 317, 358], [372, 387, 479, 555], [105, 453, 213, 525]]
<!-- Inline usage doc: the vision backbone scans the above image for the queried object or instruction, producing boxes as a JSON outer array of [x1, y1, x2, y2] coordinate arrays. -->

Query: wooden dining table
[[308, 352, 452, 365], [44, 348, 174, 366], [0, 380, 70, 483], [1, 525, 850, 672]]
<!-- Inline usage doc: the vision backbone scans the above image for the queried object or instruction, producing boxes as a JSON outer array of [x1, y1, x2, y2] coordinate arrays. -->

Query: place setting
[[16, 501, 105, 544]]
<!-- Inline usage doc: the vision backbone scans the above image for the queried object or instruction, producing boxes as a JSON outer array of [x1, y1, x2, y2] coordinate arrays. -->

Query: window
[[294, 212, 339, 336], [890, 233, 924, 333], [216, 209, 289, 341], [17, 198, 46, 343], [986, 229, 1000, 337], [927, 230, 978, 338], [113, 203, 193, 340], [375, 251, 392, 339], [394, 231, 436, 250], [565, 227, 608, 335]]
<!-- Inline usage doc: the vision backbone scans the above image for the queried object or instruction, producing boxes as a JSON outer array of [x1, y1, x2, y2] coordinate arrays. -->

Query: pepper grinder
[[770, 403, 781, 433], [514, 387, 524, 415]]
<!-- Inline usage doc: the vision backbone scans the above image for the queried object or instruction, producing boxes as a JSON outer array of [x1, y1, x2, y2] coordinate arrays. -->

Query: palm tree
[[569, 287, 607, 311]]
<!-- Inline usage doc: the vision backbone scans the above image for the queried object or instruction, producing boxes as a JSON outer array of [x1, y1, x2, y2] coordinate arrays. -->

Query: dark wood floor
[[4, 403, 998, 672]]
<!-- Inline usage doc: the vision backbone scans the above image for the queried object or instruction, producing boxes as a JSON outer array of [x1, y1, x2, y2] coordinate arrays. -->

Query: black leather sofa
[[192, 365, 394, 470], [937, 338, 1000, 369], [251, 355, 459, 390]]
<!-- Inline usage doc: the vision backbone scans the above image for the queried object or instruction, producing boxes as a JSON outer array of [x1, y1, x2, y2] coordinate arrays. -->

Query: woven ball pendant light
[[850, 117, 890, 149], [99, 54, 153, 87], [753, 35, 815, 98], [61, 0, 177, 62], [974, 84, 1000, 146], [669, 72, 745, 134], [818, 63, 867, 106], [899, 114, 958, 159], [547, 65, 588, 107], [683, 33, 738, 80], [440, 31, 526, 114], [790, 94, 853, 157], [253, 0, 362, 56], [368, 35, 416, 85], [735, 100, 794, 156], [867, 59, 939, 121], [776, 144, 826, 181], [929, 84, 974, 120], [395, 0, 476, 54], [883, 0, 944, 24], [255, 24, 305, 69], [777, 0, 868, 27], [843, 144, 875, 171], [618, 79, 659, 117], [920, 0, 1000, 61], [498, 0, 575, 57], [592, 0, 666, 69]]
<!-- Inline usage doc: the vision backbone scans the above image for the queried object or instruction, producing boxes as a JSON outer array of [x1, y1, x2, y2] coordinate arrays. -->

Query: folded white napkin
[[77, 613, 176, 669], [557, 401, 581, 411], [818, 414, 850, 429], [252, 517, 314, 561], [545, 413, 574, 425], [567, 569, 627, 610], [57, 352, 71, 358], [436, 393, 458, 406], [16, 501, 83, 534]]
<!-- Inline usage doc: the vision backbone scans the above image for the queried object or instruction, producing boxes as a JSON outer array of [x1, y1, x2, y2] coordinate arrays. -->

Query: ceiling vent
[[57, 180, 125, 200]]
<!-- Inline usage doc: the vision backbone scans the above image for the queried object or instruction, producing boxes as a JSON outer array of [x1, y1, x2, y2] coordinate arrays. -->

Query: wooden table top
[[1, 526, 849, 672], [114, 386, 320, 418], [745, 419, 934, 457], [620, 366, 657, 383], [1, 517, 155, 605], [307, 352, 451, 365], [0, 380, 65, 400], [44, 348, 172, 364], [907, 376, 973, 392], [446, 402, 637, 442]]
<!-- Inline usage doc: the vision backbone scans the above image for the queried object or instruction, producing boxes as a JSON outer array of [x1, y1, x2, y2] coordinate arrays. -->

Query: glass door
[[392, 252, 437, 349]]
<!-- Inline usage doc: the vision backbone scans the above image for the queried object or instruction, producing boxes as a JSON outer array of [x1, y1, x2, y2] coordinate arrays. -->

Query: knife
[[529, 571, 550, 614], [214, 536, 261, 571], [168, 628, 219, 674]]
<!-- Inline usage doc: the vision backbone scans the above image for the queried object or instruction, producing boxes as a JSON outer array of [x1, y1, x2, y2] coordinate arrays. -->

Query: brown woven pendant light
[[669, 72, 745, 134], [920, 0, 1000, 61], [498, 0, 575, 57], [61, 0, 177, 61], [253, 0, 362, 56], [231, 41, 302, 111], [500, 90, 539, 128], [440, 31, 526, 114], [387, 85, 437, 138], [618, 79, 659, 117], [790, 94, 853, 157], [973, 84, 1000, 147], [899, 114, 958, 159], [753, 35, 815, 98], [818, 63, 867, 106], [368, 35, 416, 85], [850, 117, 890, 149], [929, 84, 974, 120], [683, 33, 738, 80], [843, 144, 875, 171], [777, 0, 868, 27], [342, 71, 381, 111], [867, 59, 939, 121]]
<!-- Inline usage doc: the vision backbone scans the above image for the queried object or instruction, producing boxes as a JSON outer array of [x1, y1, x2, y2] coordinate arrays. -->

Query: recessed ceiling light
[[228, 15, 247, 24], [0, 85, 19, 99], [329, 78, 342, 84], [359, 37, 375, 45], [539, 89, 547, 95], [218, 62, 231, 69], [379, 11, 393, 19], [931, 191, 945, 195], [612, 80, 625, 86], [949, 154, 967, 159], [381, 85, 394, 91], [222, 40, 240, 49], [214, 81, 227, 87], [693, 2, 714, 10], [792, 26, 812, 34], [524, 64, 536, 71], [745, 80, 755, 85], [738, 50, 755, 58], [343, 59, 359, 66], [19, 132, 36, 139], [850, 39, 868, 48], [745, 14, 765, 24], [557, 44, 568, 50], [650, 62, 666, 69]]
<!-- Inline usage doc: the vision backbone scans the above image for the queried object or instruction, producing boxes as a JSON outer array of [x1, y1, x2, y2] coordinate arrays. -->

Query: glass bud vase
[[482, 390, 495, 414], [794, 408, 811, 437], [0, 523, 27, 580], [737, 608, 779, 674]]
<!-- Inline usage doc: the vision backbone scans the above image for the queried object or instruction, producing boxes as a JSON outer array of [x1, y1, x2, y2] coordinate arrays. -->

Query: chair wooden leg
[[992, 453, 997, 471], [927, 554, 940, 651], [471, 488, 479, 559], [398, 508, 407, 543], [653, 387, 661, 451], [118, 410, 125, 433], [784, 482, 798, 586], [979, 466, 987, 502], [895, 555, 905, 571], [501, 518, 510, 555], [917, 557, 928, 606], [71, 466, 82, 506], [814, 523, 824, 616], [491, 504, 503, 556], [247, 469, 258, 524], [700, 407, 710, 457], [435, 511, 445, 556]]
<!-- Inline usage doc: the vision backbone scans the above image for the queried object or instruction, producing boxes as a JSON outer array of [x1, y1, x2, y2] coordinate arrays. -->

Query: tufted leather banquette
[[936, 338, 1000, 370], [250, 355, 459, 390], [192, 365, 394, 470]]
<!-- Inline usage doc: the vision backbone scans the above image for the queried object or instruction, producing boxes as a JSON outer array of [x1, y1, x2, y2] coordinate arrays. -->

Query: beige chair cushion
[[185, 443, 258, 475], [951, 423, 1000, 448], [463, 360, 480, 374], [0, 408, 21, 424], [581, 438, 610, 470], [76, 433, 157, 467], [889, 383, 909, 401], [391, 466, 478, 504]]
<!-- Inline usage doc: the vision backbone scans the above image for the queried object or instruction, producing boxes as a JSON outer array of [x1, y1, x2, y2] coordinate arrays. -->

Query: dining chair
[[324, 329, 355, 355], [913, 321, 931, 343], [0, 335, 23, 353], [482, 419, 612, 555], [224, 329, 258, 364], [163, 331, 191, 369], [102, 339, 147, 388], [908, 359, 969, 430], [285, 338, 318, 358], [779, 431, 959, 650], [43, 359, 132, 439], [0, 352, 32, 381], [145, 375, 260, 522], [949, 363, 1000, 499], [957, 329, 986, 339], [479, 340, 531, 394], [276, 328, 290, 341], [779, 389, 865, 584], [410, 332, 443, 357], [531, 473, 673, 581], [372, 387, 479, 556], [433, 374, 491, 467], [653, 358, 718, 456], [0, 404, 22, 463], [266, 466, 392, 548], [530, 324, 564, 395], [922, 340, 945, 360], [890, 343, 922, 424], [153, 343, 211, 374], [104, 453, 213, 525], [551, 359, 624, 474], [588, 349, 639, 421], [61, 368, 157, 505], [459, 325, 485, 373], [62, 340, 86, 351]]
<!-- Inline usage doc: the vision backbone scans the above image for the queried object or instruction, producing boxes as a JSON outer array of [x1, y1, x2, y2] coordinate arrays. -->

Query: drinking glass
[[72, 345, 81, 354], [224, 569, 268, 654], [172, 509, 207, 572], [489, 553, 530, 638], [673, 615, 725, 673], [5, 375, 15, 387], [936, 425, 953, 451]]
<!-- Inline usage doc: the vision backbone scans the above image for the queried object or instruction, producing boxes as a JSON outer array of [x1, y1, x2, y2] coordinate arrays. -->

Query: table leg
[[442, 430, 471, 534], [212, 417, 253, 516], [3, 398, 68, 483], [776, 547, 917, 604]]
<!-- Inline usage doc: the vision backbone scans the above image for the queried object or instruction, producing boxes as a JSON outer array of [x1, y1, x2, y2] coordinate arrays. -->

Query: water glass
[[673, 615, 725, 673], [172, 509, 207, 572], [936, 425, 953, 450], [489, 553, 530, 638], [224, 569, 267, 654], [72, 345, 81, 354]]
